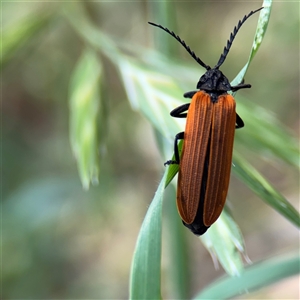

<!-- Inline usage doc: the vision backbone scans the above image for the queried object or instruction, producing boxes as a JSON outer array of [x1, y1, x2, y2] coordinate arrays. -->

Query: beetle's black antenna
[[148, 22, 211, 70], [215, 7, 263, 69]]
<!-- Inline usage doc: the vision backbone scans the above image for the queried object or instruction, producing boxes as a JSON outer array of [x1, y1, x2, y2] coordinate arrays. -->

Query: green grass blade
[[248, 0, 273, 63], [194, 252, 299, 299], [129, 171, 167, 300], [69, 49, 102, 189], [233, 152, 300, 227], [164, 187, 190, 299], [231, 0, 272, 86]]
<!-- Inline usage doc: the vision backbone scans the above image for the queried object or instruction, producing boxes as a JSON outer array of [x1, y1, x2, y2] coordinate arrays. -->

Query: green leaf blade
[[129, 171, 167, 300], [194, 252, 299, 299], [233, 152, 300, 227]]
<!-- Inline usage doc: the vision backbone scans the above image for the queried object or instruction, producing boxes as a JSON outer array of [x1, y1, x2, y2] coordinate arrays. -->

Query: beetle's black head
[[197, 68, 231, 94]]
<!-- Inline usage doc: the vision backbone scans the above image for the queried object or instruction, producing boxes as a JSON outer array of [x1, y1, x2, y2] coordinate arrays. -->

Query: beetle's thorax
[[196, 68, 231, 102]]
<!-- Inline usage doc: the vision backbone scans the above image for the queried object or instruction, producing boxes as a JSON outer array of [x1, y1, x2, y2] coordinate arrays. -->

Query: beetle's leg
[[164, 131, 184, 166], [170, 103, 190, 118], [236, 113, 244, 129], [183, 90, 197, 98], [165, 102, 189, 165], [231, 83, 251, 92]]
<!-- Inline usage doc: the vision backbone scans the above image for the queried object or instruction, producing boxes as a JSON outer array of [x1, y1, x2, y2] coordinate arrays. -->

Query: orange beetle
[[149, 7, 263, 235]]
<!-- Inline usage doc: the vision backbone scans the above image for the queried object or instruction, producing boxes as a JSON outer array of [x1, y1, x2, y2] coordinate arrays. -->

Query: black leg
[[236, 113, 244, 129], [164, 131, 184, 166], [183, 90, 197, 98], [231, 83, 251, 92], [170, 103, 190, 118]]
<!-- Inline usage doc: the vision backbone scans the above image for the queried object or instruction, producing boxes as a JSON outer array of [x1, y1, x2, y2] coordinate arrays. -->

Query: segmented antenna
[[148, 22, 211, 70], [214, 7, 264, 69]]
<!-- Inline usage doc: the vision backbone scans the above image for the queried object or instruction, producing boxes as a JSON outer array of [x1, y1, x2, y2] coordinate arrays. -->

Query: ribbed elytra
[[149, 7, 263, 235]]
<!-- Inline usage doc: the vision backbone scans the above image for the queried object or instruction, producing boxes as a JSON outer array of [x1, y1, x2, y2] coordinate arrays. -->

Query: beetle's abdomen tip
[[182, 221, 210, 235]]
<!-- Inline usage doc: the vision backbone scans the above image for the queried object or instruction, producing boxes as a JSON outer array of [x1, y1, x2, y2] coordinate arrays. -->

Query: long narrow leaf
[[129, 171, 167, 300], [194, 252, 299, 299], [233, 152, 300, 227]]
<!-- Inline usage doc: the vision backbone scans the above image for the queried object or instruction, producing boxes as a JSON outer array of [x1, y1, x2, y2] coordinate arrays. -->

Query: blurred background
[[3, 1, 299, 299]]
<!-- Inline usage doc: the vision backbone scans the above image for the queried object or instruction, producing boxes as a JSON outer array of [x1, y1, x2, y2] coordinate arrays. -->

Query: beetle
[[149, 7, 263, 235]]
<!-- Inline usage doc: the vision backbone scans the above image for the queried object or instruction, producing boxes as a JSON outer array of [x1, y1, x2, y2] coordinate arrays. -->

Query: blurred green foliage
[[3, 1, 299, 299]]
